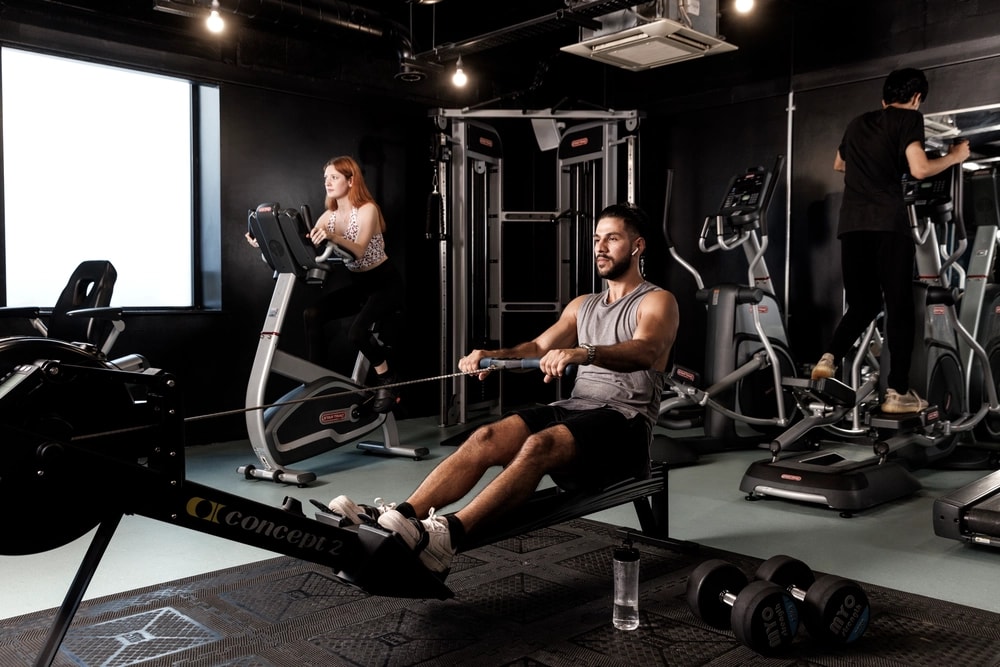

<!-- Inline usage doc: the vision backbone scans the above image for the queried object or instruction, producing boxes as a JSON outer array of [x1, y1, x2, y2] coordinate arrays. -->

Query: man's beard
[[597, 256, 630, 281]]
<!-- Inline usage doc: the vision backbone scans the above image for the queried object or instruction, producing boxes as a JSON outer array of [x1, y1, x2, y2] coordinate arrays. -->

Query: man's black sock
[[444, 514, 466, 551], [395, 502, 416, 519]]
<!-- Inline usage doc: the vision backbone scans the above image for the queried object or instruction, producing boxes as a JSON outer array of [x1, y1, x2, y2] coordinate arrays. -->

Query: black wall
[[1, 2, 999, 445]]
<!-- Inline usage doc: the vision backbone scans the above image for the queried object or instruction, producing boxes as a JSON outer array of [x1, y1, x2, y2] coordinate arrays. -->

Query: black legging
[[303, 260, 403, 368], [826, 231, 915, 393]]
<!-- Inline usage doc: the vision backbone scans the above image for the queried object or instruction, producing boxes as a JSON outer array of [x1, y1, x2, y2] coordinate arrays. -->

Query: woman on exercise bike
[[306, 155, 404, 413], [246, 155, 404, 413]]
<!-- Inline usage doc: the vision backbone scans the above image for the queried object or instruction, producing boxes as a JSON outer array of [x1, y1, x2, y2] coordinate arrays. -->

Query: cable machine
[[429, 108, 641, 426]]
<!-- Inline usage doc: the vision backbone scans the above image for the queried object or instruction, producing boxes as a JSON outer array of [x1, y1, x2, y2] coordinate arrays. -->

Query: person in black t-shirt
[[811, 67, 969, 413]]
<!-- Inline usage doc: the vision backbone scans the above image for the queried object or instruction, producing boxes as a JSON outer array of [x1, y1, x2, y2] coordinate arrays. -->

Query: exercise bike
[[739, 162, 999, 513], [239, 202, 427, 486], [658, 155, 798, 452]]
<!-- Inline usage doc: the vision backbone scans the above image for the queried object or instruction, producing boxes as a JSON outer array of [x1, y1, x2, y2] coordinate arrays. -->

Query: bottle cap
[[613, 546, 640, 562]]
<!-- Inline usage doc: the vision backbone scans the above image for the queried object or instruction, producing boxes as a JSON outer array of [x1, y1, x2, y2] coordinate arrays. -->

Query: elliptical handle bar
[[756, 154, 785, 239], [661, 168, 676, 247], [939, 162, 968, 279]]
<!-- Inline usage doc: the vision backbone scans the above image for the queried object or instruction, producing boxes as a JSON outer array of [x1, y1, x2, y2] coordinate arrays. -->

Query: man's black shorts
[[508, 404, 651, 492]]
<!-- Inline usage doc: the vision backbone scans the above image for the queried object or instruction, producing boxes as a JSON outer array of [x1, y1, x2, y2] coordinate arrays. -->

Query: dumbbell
[[755, 555, 870, 645], [686, 558, 800, 654]]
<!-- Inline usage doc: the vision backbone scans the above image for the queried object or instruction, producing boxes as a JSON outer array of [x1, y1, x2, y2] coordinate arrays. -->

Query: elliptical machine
[[239, 202, 427, 486], [739, 162, 999, 513], [659, 155, 797, 452], [933, 167, 1000, 545], [956, 167, 1000, 451]]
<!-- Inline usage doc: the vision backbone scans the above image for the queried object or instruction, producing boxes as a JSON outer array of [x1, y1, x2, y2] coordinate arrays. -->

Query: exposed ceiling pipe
[[156, 0, 428, 80], [226, 0, 390, 36]]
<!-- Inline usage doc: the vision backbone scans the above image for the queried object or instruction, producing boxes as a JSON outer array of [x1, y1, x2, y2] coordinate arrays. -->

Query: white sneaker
[[882, 388, 929, 414], [327, 495, 396, 526], [378, 508, 455, 573]]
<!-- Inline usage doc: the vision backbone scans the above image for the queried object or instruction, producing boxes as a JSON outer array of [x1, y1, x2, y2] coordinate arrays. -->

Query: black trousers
[[303, 260, 403, 369], [826, 231, 915, 393]]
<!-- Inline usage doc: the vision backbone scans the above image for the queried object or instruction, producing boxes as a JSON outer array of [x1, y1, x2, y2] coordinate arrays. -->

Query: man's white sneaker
[[327, 495, 396, 526], [378, 508, 455, 573]]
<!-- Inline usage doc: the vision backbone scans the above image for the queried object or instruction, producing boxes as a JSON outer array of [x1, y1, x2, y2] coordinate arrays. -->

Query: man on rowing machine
[[328, 203, 679, 573]]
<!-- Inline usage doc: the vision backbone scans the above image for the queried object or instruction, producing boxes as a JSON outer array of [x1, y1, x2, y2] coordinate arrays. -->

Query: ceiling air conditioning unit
[[561, 2, 737, 71]]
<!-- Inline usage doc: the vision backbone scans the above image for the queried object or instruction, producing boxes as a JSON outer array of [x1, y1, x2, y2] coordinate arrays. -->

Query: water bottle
[[612, 542, 640, 630]]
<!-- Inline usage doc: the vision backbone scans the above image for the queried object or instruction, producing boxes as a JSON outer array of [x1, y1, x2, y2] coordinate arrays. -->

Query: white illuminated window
[[2, 47, 195, 307]]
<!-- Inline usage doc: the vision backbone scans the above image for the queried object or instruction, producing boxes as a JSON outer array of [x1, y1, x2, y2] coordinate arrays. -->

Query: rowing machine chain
[[61, 366, 503, 443]]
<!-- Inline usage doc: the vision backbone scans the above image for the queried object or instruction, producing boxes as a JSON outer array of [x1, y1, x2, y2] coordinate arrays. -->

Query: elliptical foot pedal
[[782, 377, 856, 407], [867, 405, 940, 430]]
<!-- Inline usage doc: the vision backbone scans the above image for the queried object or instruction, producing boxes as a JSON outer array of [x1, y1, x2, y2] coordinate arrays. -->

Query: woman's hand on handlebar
[[245, 231, 259, 248], [308, 224, 330, 247]]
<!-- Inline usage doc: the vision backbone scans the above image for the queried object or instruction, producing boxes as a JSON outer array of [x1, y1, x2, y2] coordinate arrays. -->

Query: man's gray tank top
[[552, 280, 665, 428]]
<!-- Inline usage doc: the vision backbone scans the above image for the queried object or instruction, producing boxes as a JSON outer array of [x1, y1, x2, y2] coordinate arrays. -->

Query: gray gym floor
[[1, 415, 997, 621]]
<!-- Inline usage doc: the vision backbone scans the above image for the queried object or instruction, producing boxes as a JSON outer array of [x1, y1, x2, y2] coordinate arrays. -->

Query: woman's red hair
[[324, 155, 385, 231]]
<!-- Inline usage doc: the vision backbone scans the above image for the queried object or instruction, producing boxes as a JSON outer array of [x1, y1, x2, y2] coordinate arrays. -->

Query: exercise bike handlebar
[[298, 204, 358, 264], [247, 202, 358, 281]]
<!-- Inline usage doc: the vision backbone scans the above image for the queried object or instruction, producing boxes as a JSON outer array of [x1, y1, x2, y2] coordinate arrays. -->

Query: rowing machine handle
[[479, 358, 541, 370], [478, 357, 577, 376]]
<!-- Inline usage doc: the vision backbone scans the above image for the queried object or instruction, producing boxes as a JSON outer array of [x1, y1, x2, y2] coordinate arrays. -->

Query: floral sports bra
[[327, 205, 387, 271]]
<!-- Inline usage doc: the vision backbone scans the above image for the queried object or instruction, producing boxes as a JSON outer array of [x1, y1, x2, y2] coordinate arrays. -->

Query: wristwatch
[[580, 343, 597, 365]]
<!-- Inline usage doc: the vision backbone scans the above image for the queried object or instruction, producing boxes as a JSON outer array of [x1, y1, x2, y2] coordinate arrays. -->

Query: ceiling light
[[735, 0, 754, 12], [206, 0, 224, 33], [452, 57, 467, 87]]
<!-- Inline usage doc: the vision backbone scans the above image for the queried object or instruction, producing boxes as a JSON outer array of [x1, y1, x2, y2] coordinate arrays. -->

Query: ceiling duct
[[561, 0, 736, 71]]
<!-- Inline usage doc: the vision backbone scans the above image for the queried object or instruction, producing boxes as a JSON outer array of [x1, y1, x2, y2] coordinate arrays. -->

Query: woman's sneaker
[[327, 495, 396, 526], [882, 388, 929, 414], [378, 508, 455, 573], [372, 372, 400, 413]]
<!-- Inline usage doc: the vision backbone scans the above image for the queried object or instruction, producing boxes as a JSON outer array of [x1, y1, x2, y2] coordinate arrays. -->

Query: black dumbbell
[[755, 555, 870, 645], [686, 558, 800, 654]]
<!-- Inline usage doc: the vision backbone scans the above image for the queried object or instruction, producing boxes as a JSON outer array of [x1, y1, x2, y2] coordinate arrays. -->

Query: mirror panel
[[925, 103, 1000, 170]]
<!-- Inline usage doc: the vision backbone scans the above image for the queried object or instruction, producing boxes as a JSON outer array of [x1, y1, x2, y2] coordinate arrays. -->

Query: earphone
[[631, 248, 639, 256]]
